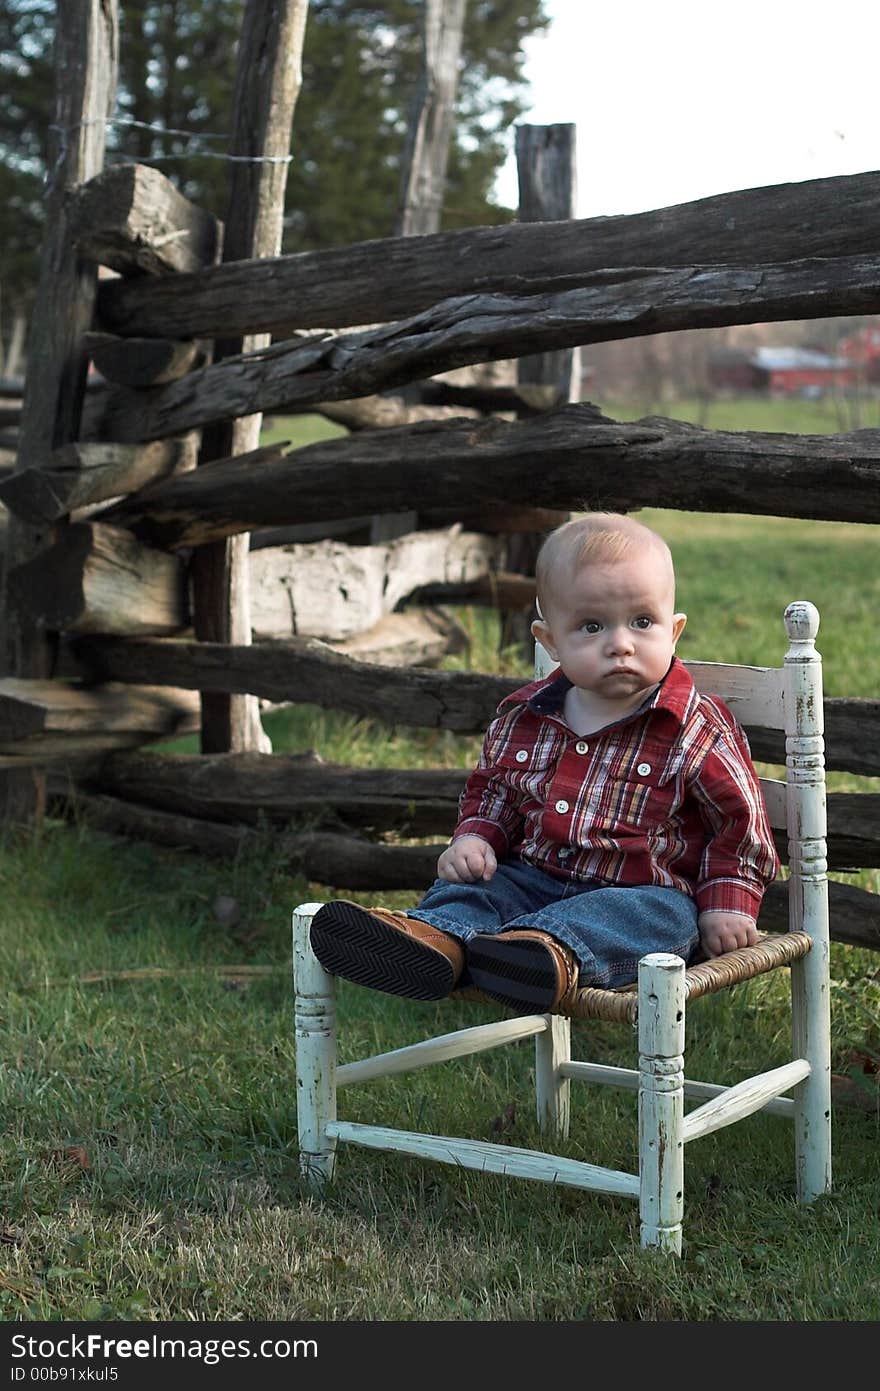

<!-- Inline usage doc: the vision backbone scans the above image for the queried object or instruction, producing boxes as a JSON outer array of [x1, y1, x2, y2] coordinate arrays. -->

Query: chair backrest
[[684, 661, 785, 729], [685, 660, 789, 833]]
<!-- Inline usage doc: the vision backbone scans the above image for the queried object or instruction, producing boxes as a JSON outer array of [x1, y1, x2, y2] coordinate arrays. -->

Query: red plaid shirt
[[453, 658, 779, 920]]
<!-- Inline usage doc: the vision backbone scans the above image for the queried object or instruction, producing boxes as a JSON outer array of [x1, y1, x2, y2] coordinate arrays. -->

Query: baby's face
[[532, 550, 686, 702]]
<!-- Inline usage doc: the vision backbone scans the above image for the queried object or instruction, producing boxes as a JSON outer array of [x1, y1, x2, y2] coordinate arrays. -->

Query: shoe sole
[[309, 901, 457, 1001], [467, 935, 561, 1012]]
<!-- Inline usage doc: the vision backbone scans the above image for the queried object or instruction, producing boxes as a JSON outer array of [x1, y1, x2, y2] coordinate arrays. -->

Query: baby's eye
[[581, 621, 602, 634], [632, 616, 653, 630]]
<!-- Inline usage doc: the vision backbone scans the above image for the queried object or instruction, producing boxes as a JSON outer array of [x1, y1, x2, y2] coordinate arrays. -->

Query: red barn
[[751, 346, 858, 398]]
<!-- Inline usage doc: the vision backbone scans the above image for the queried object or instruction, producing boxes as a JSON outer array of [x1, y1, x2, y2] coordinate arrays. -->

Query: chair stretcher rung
[[558, 1060, 796, 1117], [325, 1120, 639, 1198], [682, 1059, 810, 1143], [336, 1014, 547, 1088]]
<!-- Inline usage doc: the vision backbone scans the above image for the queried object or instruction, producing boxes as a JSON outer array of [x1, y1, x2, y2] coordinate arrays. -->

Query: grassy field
[[1, 399, 878, 1322], [596, 392, 880, 433], [260, 412, 345, 449]]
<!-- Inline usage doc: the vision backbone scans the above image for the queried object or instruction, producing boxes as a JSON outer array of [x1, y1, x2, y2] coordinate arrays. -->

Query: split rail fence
[[1, 141, 879, 952]]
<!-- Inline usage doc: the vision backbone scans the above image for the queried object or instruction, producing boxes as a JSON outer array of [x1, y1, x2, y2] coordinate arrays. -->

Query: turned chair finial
[[784, 600, 820, 644]]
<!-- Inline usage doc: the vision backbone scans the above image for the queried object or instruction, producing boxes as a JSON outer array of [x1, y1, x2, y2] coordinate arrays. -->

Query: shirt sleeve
[[688, 720, 781, 919], [452, 714, 526, 858]]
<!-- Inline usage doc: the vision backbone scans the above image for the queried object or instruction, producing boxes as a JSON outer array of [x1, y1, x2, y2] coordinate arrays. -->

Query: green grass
[[259, 412, 346, 449], [1, 822, 878, 1321], [1, 404, 879, 1321], [595, 392, 880, 433]]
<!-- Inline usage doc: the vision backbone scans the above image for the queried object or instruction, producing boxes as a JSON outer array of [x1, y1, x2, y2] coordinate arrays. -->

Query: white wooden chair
[[293, 601, 831, 1255]]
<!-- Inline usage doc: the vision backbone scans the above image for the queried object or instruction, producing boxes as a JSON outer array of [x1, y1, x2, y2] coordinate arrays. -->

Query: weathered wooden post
[[502, 122, 578, 655], [515, 123, 580, 403], [0, 0, 119, 822], [191, 0, 310, 754]]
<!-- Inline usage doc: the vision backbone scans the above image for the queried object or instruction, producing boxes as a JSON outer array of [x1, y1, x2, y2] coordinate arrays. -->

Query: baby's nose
[[607, 627, 635, 653]]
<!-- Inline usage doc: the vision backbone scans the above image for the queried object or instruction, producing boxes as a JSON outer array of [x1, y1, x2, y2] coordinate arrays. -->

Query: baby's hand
[[698, 911, 760, 957], [437, 835, 497, 884]]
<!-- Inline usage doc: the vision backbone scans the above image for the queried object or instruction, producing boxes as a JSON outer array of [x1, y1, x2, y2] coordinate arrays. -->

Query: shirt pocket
[[490, 745, 554, 806], [598, 746, 681, 833]]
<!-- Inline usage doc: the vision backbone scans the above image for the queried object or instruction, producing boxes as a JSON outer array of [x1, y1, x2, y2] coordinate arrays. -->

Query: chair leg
[[535, 1014, 571, 1140], [293, 903, 338, 1191], [638, 953, 686, 1255], [791, 938, 832, 1202], [783, 604, 832, 1201]]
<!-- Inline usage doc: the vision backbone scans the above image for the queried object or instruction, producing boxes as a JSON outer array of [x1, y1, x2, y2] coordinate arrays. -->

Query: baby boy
[[309, 512, 779, 1013]]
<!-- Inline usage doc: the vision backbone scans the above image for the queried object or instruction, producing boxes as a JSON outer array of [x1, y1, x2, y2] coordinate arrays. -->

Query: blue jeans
[[408, 859, 699, 989]]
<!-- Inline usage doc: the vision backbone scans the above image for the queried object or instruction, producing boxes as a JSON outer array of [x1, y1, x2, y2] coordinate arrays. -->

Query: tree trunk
[[72, 634, 880, 779], [74, 633, 516, 733], [396, 0, 467, 236]]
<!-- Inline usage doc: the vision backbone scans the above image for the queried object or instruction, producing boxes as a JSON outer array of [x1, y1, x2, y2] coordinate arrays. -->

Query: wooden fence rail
[[85, 749, 880, 873], [80, 408, 880, 542], [44, 781, 880, 955], [63, 635, 880, 779], [94, 256, 880, 442], [94, 169, 880, 339], [3, 142, 878, 942]]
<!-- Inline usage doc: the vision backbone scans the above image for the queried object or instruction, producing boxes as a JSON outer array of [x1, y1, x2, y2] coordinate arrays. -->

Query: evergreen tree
[[0, 0, 55, 342], [284, 0, 550, 250], [0, 0, 549, 319]]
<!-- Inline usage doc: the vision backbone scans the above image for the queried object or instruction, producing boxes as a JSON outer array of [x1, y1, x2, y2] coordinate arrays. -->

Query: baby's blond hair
[[535, 513, 675, 614]]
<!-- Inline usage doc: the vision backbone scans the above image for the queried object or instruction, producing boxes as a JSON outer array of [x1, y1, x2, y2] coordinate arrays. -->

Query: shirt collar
[[499, 657, 695, 728]]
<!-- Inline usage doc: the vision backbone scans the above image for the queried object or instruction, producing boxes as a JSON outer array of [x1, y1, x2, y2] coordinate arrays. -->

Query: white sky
[[494, 0, 880, 218]]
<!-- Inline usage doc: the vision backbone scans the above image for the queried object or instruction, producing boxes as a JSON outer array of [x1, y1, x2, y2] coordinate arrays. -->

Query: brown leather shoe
[[309, 900, 464, 1001], [466, 929, 580, 1013]]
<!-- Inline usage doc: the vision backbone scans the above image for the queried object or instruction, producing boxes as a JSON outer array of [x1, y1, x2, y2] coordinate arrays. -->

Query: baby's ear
[[671, 612, 687, 646], [531, 617, 558, 659]]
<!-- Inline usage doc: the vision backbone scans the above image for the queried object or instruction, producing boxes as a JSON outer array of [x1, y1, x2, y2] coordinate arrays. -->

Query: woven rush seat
[[454, 930, 813, 1023], [562, 930, 813, 1023]]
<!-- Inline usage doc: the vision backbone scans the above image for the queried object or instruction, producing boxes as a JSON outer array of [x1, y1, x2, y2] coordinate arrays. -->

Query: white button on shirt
[[555, 799, 570, 814], [637, 762, 652, 776], [575, 741, 589, 754], [515, 749, 529, 763]]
